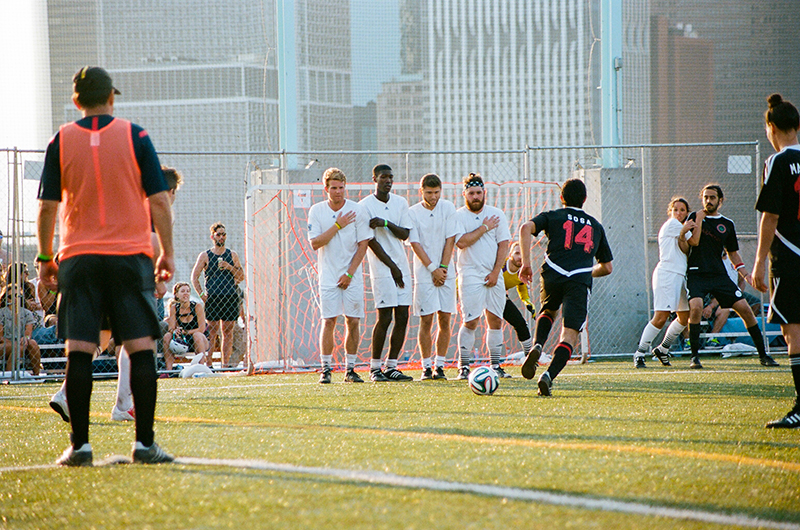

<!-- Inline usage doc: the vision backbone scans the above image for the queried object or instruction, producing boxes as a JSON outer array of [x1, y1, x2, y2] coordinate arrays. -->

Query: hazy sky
[[0, 0, 51, 150]]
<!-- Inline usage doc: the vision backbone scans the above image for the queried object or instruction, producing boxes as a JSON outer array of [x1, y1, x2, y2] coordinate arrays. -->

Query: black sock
[[746, 324, 767, 357], [129, 350, 157, 447], [689, 324, 701, 357], [65, 352, 94, 449], [791, 355, 800, 409], [534, 314, 554, 347], [546, 342, 573, 381]]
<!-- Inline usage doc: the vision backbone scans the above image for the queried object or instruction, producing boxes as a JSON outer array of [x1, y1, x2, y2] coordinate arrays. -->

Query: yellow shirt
[[502, 261, 532, 306]]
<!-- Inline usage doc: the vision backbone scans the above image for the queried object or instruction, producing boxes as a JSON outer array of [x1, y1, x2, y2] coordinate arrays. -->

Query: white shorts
[[370, 275, 412, 309], [413, 280, 456, 316], [458, 278, 506, 322], [319, 282, 365, 319], [652, 268, 689, 312]]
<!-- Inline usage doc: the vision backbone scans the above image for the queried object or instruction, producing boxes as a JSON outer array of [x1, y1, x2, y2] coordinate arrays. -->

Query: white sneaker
[[111, 404, 135, 422], [49, 390, 70, 422]]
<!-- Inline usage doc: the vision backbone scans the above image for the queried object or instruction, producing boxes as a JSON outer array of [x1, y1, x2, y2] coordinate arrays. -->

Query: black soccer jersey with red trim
[[756, 144, 800, 277], [531, 207, 612, 287], [686, 211, 738, 277]]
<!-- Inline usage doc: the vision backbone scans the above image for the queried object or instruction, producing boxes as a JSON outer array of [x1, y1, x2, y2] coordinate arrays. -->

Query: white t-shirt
[[655, 217, 688, 275], [408, 199, 458, 284], [307, 199, 372, 288], [359, 193, 412, 279], [453, 205, 511, 281]]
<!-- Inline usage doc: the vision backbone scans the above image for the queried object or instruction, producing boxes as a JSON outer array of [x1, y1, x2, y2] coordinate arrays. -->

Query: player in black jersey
[[518, 179, 613, 396], [752, 93, 800, 428], [685, 184, 779, 369]]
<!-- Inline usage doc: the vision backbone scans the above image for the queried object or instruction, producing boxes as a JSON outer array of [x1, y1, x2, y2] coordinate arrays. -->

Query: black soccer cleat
[[55, 444, 93, 467], [494, 366, 512, 378], [651, 346, 672, 367], [759, 354, 780, 367], [432, 367, 447, 380], [521, 344, 542, 380], [420, 367, 433, 380], [370, 369, 390, 382], [537, 372, 552, 396], [383, 368, 413, 381], [132, 442, 174, 464], [344, 369, 364, 383], [318, 369, 332, 384], [634, 356, 646, 369], [689, 356, 703, 369], [766, 408, 800, 429], [455, 366, 470, 380]]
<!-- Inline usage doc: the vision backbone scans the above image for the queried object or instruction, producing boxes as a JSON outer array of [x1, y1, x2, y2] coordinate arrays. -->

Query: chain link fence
[[1, 142, 767, 380]]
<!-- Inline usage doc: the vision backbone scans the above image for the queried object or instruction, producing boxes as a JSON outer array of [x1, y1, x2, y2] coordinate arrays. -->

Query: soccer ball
[[468, 366, 499, 396]]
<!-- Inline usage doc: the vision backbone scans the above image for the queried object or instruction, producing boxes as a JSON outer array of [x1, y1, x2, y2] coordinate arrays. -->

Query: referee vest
[[57, 117, 152, 260]]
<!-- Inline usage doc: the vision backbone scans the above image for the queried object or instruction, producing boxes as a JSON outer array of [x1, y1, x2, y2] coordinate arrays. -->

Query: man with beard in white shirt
[[408, 174, 457, 380], [307, 168, 372, 384], [453, 173, 511, 380], [359, 164, 414, 382]]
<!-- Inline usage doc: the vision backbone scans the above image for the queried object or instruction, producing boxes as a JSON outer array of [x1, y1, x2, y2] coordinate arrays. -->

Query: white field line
[[2, 456, 798, 529]]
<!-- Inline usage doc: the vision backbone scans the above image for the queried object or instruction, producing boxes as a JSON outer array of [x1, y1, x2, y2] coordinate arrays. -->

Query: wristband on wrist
[[199, 292, 205, 297], [482, 224, 488, 232], [334, 222, 343, 230], [427, 262, 438, 273], [384, 219, 388, 228], [345, 272, 353, 279], [734, 262, 745, 270], [439, 263, 448, 269], [36, 253, 54, 263]]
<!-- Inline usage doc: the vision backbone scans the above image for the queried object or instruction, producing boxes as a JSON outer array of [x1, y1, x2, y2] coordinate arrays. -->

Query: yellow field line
[[6, 404, 797, 474]]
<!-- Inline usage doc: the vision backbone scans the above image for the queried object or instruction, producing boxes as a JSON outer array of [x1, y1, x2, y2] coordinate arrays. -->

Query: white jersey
[[654, 217, 688, 275], [453, 205, 511, 281], [307, 199, 372, 288], [408, 199, 458, 284], [359, 193, 412, 279]]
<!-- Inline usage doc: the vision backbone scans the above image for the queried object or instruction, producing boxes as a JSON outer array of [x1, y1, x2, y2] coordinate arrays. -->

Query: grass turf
[[1, 357, 798, 529]]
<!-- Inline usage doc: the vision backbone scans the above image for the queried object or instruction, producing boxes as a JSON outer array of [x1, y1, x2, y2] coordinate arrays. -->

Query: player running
[[518, 178, 613, 396], [408, 174, 457, 381], [453, 173, 511, 380], [633, 197, 695, 368], [751, 93, 800, 428], [685, 184, 779, 369]]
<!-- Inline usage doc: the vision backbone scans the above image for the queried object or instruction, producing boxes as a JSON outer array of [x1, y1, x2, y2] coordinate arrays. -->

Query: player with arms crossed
[[359, 164, 414, 382], [685, 184, 779, 369], [633, 197, 695, 368], [751, 93, 800, 428], [518, 178, 613, 396], [453, 173, 511, 380], [307, 168, 371, 384], [408, 173, 457, 380]]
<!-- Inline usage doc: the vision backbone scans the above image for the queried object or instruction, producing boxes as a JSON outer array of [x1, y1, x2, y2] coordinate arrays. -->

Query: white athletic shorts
[[413, 280, 456, 316], [652, 268, 689, 312], [319, 282, 365, 319], [370, 275, 412, 309], [458, 278, 505, 322]]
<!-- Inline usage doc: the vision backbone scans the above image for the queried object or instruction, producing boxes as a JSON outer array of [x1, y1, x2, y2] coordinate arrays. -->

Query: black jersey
[[686, 212, 738, 277], [531, 207, 613, 287], [755, 145, 800, 277]]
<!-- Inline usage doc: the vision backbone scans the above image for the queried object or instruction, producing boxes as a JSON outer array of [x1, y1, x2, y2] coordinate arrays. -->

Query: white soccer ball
[[468, 366, 499, 396], [169, 337, 189, 355]]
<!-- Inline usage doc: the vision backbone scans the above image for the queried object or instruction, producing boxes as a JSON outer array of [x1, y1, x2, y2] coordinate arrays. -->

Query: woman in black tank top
[[163, 282, 209, 370]]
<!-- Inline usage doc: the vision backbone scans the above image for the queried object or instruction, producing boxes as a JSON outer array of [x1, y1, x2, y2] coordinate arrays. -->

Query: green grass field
[[1, 357, 799, 529]]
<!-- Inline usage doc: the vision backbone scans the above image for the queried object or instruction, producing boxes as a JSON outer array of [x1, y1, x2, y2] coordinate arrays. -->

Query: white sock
[[321, 355, 332, 370], [116, 346, 133, 411], [521, 338, 533, 355], [487, 329, 504, 368], [385, 358, 398, 370], [422, 357, 432, 369], [345, 354, 356, 371], [370, 358, 382, 371], [435, 355, 446, 368], [637, 322, 661, 352], [458, 326, 475, 368], [660, 320, 687, 350]]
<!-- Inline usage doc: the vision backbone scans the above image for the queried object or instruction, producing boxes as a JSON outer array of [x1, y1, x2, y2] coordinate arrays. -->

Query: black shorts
[[57, 254, 160, 345], [687, 274, 744, 309], [540, 275, 590, 331], [205, 293, 240, 322], [768, 273, 800, 324]]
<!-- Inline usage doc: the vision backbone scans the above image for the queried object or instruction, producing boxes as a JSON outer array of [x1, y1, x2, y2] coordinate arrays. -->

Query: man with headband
[[452, 173, 511, 380]]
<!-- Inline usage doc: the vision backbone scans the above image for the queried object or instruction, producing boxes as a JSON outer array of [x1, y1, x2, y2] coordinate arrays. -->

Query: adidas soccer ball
[[468, 366, 499, 395]]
